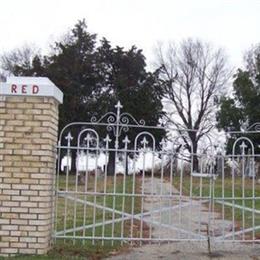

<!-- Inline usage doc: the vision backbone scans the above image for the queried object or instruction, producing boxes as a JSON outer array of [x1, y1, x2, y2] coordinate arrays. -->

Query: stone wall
[[0, 96, 59, 256]]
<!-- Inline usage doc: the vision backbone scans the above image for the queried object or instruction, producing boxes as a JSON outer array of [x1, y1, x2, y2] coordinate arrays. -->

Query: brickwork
[[0, 96, 59, 256]]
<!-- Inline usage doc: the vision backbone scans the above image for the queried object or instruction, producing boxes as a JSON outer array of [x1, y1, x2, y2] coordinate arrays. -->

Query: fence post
[[0, 77, 63, 256]]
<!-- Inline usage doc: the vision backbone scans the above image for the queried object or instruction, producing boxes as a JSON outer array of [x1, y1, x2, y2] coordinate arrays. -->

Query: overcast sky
[[0, 0, 259, 69]]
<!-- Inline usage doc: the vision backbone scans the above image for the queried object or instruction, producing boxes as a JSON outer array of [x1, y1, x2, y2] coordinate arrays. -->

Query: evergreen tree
[[0, 19, 165, 174], [217, 45, 260, 153]]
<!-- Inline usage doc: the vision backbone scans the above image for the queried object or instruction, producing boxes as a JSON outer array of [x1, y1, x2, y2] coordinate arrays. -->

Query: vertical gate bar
[[212, 165, 216, 238], [111, 100, 121, 245], [101, 144, 109, 245], [149, 151, 155, 242], [82, 147, 89, 244], [80, 131, 96, 244], [178, 158, 184, 239], [130, 151, 137, 244], [252, 156, 256, 242], [54, 142, 62, 243], [51, 137, 57, 247], [111, 152, 117, 245], [73, 149, 80, 245], [209, 162, 214, 238], [139, 149, 146, 245], [198, 156, 203, 240], [92, 146, 99, 245], [222, 154, 225, 240], [231, 156, 236, 241], [120, 148, 127, 244], [159, 150, 164, 244], [168, 153, 174, 243], [242, 152, 245, 240], [208, 168, 212, 244], [188, 154, 194, 240], [63, 146, 70, 242]]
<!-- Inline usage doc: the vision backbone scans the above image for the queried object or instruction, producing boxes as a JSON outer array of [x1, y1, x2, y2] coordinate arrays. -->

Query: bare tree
[[156, 39, 230, 171], [0, 45, 40, 76], [243, 44, 260, 81]]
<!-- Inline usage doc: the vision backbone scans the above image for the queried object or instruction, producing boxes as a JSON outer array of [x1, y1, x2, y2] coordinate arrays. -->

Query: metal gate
[[54, 102, 260, 246]]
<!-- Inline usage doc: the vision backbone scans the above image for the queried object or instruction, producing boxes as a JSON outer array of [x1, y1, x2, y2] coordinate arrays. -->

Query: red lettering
[[11, 84, 17, 93], [32, 85, 39, 94], [22, 85, 27, 94]]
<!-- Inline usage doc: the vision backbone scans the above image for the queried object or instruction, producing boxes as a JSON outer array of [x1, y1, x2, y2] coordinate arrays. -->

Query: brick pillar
[[0, 77, 63, 256]]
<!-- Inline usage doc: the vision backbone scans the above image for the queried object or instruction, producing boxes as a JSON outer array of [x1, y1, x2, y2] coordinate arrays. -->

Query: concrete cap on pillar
[[0, 76, 63, 104]]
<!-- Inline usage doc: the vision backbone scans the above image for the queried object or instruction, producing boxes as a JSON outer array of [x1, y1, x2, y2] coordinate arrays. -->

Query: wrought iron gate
[[54, 102, 260, 245]]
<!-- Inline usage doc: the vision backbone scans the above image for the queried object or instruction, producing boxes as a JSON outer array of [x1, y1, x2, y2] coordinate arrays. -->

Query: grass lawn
[[2, 174, 143, 260]]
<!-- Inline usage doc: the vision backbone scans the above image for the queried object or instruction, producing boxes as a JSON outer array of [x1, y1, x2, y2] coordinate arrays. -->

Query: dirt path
[[106, 177, 260, 259], [108, 242, 260, 259], [142, 178, 233, 240]]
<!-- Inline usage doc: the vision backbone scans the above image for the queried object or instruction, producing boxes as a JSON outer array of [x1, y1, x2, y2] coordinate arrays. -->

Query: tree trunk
[[107, 150, 115, 176], [71, 149, 77, 174], [125, 153, 129, 175], [192, 154, 199, 173], [190, 135, 199, 172]]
